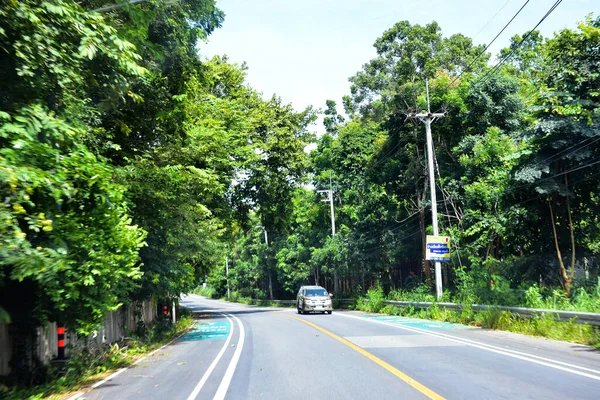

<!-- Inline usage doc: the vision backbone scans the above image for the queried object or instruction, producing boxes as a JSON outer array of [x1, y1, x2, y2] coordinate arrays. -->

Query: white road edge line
[[355, 314, 600, 375], [334, 312, 600, 381], [213, 313, 245, 400], [187, 314, 234, 400], [66, 328, 189, 400], [185, 295, 240, 309]]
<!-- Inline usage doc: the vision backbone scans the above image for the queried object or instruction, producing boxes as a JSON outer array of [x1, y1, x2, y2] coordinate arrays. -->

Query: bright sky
[[200, 0, 599, 132]]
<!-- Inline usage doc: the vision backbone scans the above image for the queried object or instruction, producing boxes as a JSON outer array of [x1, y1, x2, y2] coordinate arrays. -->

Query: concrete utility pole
[[172, 299, 176, 324], [257, 225, 273, 299], [226, 254, 230, 300], [408, 80, 446, 300], [318, 171, 338, 293]]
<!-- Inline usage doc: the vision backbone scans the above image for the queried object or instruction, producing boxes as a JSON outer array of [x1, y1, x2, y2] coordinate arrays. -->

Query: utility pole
[[407, 80, 446, 300], [226, 253, 230, 300], [172, 299, 176, 324], [257, 225, 273, 299], [318, 171, 338, 293]]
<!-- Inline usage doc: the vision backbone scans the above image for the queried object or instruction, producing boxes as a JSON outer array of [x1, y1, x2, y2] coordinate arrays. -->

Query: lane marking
[[282, 313, 445, 400], [67, 328, 191, 400], [180, 320, 230, 341], [213, 314, 246, 400], [187, 314, 234, 400], [184, 295, 240, 309], [335, 312, 600, 381]]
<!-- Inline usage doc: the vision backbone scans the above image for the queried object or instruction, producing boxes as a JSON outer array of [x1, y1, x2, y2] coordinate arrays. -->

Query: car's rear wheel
[[327, 310, 332, 314], [297, 306, 301, 314]]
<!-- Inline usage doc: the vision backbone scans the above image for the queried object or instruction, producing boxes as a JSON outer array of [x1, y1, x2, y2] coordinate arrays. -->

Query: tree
[[513, 16, 600, 294]]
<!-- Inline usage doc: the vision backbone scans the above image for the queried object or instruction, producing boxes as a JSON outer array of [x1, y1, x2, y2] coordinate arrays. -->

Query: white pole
[[425, 118, 443, 300], [329, 192, 336, 237], [172, 300, 176, 324], [329, 186, 337, 294], [329, 172, 336, 237], [261, 227, 273, 299], [226, 254, 230, 299]]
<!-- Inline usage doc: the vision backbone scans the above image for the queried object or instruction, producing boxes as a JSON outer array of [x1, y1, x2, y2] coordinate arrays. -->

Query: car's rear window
[[306, 288, 327, 297]]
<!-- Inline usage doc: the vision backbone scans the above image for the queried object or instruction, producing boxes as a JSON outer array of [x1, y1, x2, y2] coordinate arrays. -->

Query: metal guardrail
[[245, 298, 600, 325], [349, 299, 600, 326]]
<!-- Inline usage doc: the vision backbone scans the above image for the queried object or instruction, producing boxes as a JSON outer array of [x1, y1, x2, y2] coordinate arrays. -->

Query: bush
[[357, 286, 385, 313], [192, 285, 217, 298], [0, 315, 194, 399]]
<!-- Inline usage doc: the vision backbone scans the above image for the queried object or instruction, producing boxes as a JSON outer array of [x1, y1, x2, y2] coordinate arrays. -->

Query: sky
[[199, 0, 600, 133]]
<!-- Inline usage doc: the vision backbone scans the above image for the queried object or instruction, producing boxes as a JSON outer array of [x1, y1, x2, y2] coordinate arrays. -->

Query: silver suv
[[296, 285, 332, 314]]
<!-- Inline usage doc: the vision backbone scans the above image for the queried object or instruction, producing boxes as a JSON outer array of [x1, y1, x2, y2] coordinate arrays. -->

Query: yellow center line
[[281, 313, 445, 400]]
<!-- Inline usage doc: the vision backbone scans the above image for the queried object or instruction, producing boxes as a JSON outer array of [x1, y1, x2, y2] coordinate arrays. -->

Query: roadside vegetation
[[197, 281, 600, 347], [206, 15, 600, 349], [2, 0, 600, 391], [0, 313, 193, 400], [354, 285, 600, 347], [1, 0, 312, 387]]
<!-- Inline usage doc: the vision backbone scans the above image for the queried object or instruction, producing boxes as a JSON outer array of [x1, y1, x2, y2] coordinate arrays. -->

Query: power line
[[361, 228, 422, 254], [369, 140, 404, 170], [356, 212, 421, 244], [90, 0, 182, 13], [445, 0, 530, 90], [534, 134, 600, 168], [512, 155, 600, 192], [476, 0, 564, 86], [473, 0, 514, 40], [90, 0, 147, 12]]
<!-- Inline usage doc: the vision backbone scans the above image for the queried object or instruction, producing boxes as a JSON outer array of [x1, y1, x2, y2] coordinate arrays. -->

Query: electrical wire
[[533, 134, 600, 168], [476, 0, 564, 86], [511, 155, 600, 193], [361, 228, 422, 254], [473, 0, 514, 40], [90, 0, 147, 12], [445, 0, 530, 90]]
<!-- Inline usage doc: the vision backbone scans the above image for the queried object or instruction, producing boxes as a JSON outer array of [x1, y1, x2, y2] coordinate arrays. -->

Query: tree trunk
[[268, 274, 273, 300], [549, 197, 571, 294], [565, 173, 576, 285], [420, 206, 431, 281]]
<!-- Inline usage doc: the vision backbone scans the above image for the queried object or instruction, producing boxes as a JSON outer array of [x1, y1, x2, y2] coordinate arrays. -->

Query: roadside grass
[[193, 285, 600, 348], [356, 296, 600, 348], [191, 285, 217, 298], [0, 315, 194, 400], [191, 286, 294, 308]]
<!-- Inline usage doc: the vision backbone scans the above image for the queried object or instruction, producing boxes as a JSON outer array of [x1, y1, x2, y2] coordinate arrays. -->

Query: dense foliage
[[219, 17, 600, 309], [1, 0, 599, 383], [0, 0, 312, 382]]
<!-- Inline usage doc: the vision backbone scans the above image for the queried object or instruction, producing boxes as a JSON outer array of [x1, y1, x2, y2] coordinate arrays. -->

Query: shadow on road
[[570, 344, 600, 353]]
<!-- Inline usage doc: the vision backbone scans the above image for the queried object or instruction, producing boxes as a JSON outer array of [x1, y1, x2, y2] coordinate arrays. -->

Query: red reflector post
[[57, 326, 65, 359]]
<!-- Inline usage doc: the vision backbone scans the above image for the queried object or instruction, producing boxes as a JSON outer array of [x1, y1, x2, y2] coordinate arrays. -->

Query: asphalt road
[[75, 294, 600, 400]]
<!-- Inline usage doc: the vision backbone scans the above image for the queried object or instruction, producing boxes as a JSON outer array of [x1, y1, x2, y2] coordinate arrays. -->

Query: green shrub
[[362, 286, 385, 313], [192, 285, 217, 298]]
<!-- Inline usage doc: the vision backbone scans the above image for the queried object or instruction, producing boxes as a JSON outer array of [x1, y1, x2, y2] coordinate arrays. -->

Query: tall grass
[[192, 285, 217, 298], [354, 279, 600, 348]]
